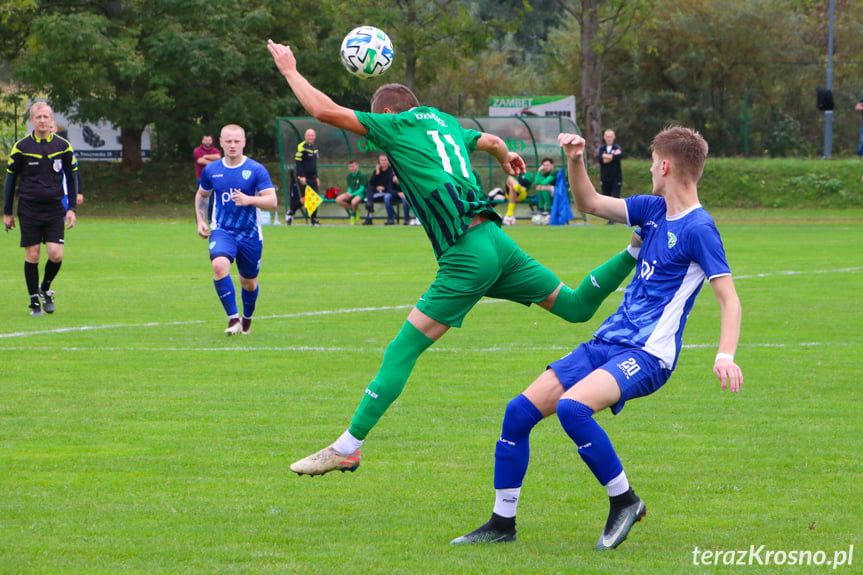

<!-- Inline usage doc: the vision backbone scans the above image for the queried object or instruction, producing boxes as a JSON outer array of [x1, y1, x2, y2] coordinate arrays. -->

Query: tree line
[[1, 0, 861, 170]]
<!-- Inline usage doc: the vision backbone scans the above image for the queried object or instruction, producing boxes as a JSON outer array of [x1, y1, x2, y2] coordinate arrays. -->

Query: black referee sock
[[24, 261, 40, 304], [42, 259, 61, 291]]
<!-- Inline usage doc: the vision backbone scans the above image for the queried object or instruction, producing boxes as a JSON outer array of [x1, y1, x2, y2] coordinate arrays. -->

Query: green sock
[[348, 321, 435, 440], [550, 250, 636, 323]]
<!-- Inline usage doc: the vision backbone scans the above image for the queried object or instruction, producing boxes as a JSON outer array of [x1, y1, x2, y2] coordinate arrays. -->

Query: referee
[[3, 102, 80, 316], [289, 128, 321, 226]]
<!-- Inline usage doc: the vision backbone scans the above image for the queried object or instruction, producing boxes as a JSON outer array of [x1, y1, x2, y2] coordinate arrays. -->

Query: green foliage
[[0, 0, 38, 60], [0, 92, 28, 159], [332, 0, 506, 94], [7, 0, 372, 161], [617, 158, 863, 208], [543, 0, 863, 157], [4, 0, 863, 161], [700, 159, 863, 208], [0, 221, 861, 573]]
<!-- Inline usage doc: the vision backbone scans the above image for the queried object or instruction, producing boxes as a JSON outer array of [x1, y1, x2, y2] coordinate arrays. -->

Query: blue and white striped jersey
[[594, 195, 731, 370], [200, 157, 274, 242]]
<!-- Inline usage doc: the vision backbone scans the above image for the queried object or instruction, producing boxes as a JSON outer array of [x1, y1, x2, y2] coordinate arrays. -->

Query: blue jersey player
[[453, 126, 743, 550], [195, 124, 277, 335]]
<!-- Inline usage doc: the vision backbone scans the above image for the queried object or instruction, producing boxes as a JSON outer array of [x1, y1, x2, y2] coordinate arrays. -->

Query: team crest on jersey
[[53, 159, 63, 173], [667, 232, 677, 248], [242, 170, 252, 180]]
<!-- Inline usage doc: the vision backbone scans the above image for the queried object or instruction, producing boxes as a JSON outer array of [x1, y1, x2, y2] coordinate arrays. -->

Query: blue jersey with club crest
[[593, 195, 731, 370], [200, 157, 274, 242]]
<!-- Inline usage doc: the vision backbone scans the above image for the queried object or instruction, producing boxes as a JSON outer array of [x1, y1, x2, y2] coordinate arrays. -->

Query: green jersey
[[346, 169, 366, 194], [516, 171, 535, 191], [356, 107, 500, 258], [534, 170, 555, 189]]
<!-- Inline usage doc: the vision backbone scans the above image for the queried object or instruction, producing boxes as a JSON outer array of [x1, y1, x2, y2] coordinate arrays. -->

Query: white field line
[[1, 266, 860, 342], [0, 341, 855, 353]]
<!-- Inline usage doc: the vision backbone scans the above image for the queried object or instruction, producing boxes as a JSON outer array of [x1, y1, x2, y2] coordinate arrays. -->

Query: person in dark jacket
[[289, 128, 321, 226]]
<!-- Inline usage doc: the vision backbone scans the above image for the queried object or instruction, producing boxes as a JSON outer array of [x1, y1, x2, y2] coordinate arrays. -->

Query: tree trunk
[[120, 126, 143, 172], [105, 3, 142, 171], [403, 0, 417, 93], [580, 0, 602, 167], [106, 0, 122, 18], [404, 45, 416, 93]]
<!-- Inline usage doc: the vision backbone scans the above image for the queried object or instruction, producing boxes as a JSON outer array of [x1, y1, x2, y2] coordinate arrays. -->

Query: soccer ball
[[340, 26, 394, 78]]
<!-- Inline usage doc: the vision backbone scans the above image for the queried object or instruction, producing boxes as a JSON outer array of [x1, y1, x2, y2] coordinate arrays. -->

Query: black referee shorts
[[18, 213, 65, 247]]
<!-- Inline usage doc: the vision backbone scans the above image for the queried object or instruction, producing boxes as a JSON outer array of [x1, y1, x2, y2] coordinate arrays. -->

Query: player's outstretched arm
[[267, 40, 367, 136], [558, 133, 626, 223], [709, 275, 743, 392], [476, 133, 524, 177]]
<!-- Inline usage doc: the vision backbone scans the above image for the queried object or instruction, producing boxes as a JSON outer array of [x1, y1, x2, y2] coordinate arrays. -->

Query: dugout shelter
[[276, 115, 581, 219]]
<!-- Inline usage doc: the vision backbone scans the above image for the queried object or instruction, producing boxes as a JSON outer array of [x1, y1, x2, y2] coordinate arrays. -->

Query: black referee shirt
[[294, 140, 319, 180], [4, 131, 79, 218]]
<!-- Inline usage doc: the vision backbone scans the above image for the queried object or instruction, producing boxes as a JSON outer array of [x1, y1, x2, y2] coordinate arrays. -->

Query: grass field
[[1, 217, 861, 574]]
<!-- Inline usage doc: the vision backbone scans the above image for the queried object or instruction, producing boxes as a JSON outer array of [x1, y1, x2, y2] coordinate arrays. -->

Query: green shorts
[[349, 187, 366, 200], [416, 221, 561, 328]]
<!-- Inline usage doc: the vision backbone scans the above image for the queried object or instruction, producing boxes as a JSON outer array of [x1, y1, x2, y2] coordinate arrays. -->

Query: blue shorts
[[208, 228, 262, 279], [549, 338, 672, 414]]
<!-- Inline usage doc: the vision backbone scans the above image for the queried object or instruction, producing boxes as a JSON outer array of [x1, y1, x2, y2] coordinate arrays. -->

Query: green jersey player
[[533, 157, 557, 215], [335, 159, 367, 224], [268, 39, 641, 476]]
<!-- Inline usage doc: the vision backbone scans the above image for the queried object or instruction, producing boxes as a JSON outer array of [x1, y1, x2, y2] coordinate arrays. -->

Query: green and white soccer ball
[[340, 26, 394, 78]]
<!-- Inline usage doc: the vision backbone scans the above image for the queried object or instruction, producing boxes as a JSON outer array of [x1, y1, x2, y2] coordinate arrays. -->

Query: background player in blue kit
[[452, 126, 743, 550], [195, 124, 277, 335]]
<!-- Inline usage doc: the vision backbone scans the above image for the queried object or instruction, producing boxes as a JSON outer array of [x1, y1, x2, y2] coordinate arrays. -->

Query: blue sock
[[241, 285, 258, 318], [214, 276, 238, 317], [494, 394, 544, 489], [556, 398, 623, 486]]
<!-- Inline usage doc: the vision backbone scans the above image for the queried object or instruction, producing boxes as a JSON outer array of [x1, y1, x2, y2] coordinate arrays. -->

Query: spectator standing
[[855, 98, 863, 158], [194, 134, 221, 220], [597, 129, 623, 197], [335, 159, 367, 224], [194, 134, 221, 188], [597, 129, 623, 225], [195, 124, 277, 336], [3, 102, 79, 316]]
